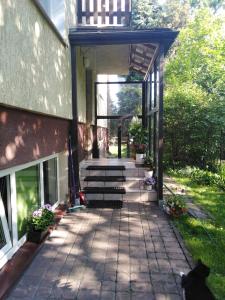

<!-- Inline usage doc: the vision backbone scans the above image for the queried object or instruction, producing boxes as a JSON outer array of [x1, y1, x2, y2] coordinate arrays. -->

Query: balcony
[[77, 0, 131, 27]]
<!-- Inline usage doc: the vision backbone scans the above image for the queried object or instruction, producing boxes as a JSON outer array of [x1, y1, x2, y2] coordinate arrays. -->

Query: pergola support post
[[70, 45, 80, 200], [93, 83, 99, 158], [158, 45, 164, 200]]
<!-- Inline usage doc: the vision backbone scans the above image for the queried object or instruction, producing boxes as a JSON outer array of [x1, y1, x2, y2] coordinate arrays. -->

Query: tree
[[131, 0, 191, 29], [116, 85, 142, 116], [164, 9, 225, 167]]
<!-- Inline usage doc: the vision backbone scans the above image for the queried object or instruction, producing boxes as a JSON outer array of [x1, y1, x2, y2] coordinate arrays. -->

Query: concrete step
[[84, 189, 157, 202], [80, 177, 144, 189], [80, 168, 147, 178], [80, 159, 157, 207]]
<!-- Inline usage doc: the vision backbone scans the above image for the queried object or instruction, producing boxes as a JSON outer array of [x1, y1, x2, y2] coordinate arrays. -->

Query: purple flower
[[43, 204, 52, 211], [33, 208, 43, 217], [144, 176, 156, 185]]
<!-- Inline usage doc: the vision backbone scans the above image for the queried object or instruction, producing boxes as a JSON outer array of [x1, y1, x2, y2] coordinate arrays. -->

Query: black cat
[[181, 259, 215, 300]]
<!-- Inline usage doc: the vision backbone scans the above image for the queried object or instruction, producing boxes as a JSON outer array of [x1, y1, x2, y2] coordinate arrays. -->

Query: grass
[[108, 144, 127, 158], [168, 173, 225, 300]]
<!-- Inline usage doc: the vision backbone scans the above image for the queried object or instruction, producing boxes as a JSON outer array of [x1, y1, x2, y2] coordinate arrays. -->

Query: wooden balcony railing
[[77, 0, 131, 27]]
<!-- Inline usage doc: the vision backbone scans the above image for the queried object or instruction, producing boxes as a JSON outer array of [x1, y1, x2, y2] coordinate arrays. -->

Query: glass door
[[95, 81, 144, 158]]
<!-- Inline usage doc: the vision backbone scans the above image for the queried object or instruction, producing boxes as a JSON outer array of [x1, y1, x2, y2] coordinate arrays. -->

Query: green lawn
[[168, 174, 225, 300], [108, 144, 127, 158]]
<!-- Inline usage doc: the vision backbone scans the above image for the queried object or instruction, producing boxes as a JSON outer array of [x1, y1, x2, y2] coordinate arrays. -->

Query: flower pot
[[136, 153, 144, 164], [146, 185, 153, 191], [145, 170, 153, 178], [27, 228, 48, 243]]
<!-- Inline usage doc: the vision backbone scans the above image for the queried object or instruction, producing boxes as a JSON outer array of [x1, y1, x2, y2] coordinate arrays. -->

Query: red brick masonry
[[0, 106, 70, 170]]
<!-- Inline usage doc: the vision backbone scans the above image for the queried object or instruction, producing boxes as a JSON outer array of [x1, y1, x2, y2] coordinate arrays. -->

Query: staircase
[[80, 159, 157, 208]]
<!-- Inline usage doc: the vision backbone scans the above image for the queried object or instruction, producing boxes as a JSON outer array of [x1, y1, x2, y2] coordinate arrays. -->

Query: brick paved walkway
[[7, 201, 191, 300]]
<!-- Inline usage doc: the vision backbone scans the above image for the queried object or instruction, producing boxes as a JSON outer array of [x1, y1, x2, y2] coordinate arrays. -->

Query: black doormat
[[86, 165, 125, 170], [84, 187, 126, 194], [87, 200, 123, 209], [84, 176, 126, 182]]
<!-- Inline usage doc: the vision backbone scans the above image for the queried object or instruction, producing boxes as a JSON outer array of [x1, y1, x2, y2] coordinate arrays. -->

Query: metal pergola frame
[[69, 28, 178, 200]]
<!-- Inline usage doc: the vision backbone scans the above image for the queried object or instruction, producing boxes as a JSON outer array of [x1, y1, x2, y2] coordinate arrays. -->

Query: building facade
[[0, 0, 76, 269], [0, 0, 178, 269]]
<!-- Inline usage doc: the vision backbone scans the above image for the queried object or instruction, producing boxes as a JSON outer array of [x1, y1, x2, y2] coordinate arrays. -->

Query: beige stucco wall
[[76, 47, 86, 123], [0, 0, 74, 119]]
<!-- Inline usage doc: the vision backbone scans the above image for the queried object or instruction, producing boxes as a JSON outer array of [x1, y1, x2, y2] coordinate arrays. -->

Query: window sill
[[32, 0, 68, 47]]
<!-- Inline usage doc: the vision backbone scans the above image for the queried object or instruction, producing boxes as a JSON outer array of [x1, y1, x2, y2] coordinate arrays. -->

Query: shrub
[[190, 168, 214, 185], [168, 165, 225, 191]]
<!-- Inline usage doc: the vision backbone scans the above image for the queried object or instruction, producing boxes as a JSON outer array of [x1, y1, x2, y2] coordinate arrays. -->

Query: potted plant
[[144, 153, 154, 176], [27, 204, 55, 243], [128, 117, 147, 163], [163, 195, 187, 217], [143, 176, 156, 190]]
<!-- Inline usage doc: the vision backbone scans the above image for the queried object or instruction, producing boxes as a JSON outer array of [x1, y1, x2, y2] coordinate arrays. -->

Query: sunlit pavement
[[7, 201, 190, 300]]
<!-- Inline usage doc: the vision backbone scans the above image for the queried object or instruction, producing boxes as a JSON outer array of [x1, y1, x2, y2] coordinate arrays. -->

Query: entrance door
[[0, 177, 12, 260], [95, 80, 144, 158]]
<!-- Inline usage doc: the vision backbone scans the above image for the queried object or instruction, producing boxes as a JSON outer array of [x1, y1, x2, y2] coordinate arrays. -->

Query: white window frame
[[0, 153, 60, 269]]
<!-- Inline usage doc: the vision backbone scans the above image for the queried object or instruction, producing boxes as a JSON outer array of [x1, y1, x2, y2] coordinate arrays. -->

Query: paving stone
[[130, 263, 149, 273], [157, 259, 172, 272], [100, 291, 116, 300], [156, 252, 168, 259], [130, 281, 153, 293], [79, 280, 101, 290], [9, 282, 38, 299], [101, 280, 116, 291], [130, 272, 151, 282], [117, 271, 130, 281], [103, 272, 117, 281], [131, 292, 155, 300], [152, 280, 165, 293], [116, 280, 130, 292], [33, 285, 52, 299], [77, 289, 100, 300], [155, 293, 182, 300], [116, 292, 131, 300]]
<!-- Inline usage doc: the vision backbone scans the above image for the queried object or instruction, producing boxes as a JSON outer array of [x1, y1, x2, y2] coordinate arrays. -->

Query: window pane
[[39, 0, 65, 36], [43, 158, 58, 206], [97, 83, 142, 116], [16, 166, 40, 239]]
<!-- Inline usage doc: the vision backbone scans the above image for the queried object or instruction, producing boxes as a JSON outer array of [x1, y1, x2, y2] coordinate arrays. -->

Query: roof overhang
[[69, 28, 179, 76]]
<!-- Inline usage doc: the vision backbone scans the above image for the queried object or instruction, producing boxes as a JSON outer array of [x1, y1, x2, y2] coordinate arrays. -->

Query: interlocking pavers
[[131, 292, 155, 300], [6, 202, 191, 300], [116, 292, 131, 300], [100, 291, 116, 300], [101, 280, 116, 291]]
